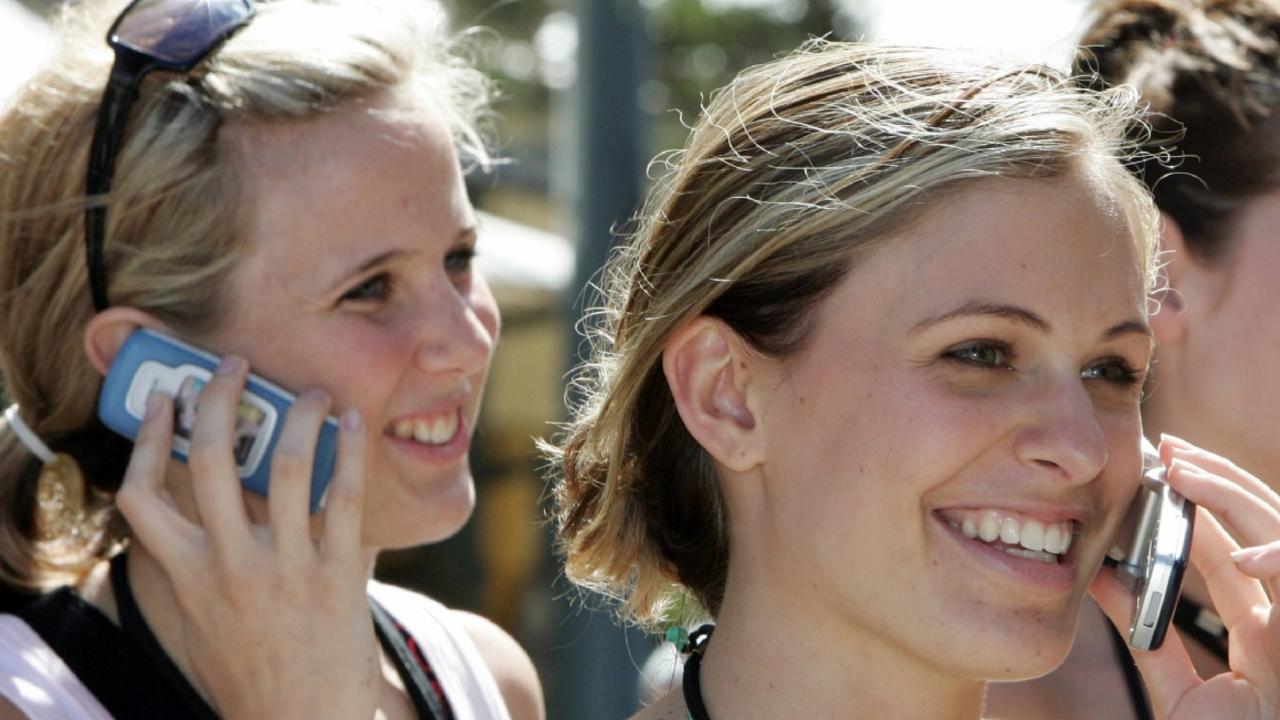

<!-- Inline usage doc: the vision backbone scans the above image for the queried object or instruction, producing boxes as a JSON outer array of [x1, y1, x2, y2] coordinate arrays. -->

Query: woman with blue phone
[[0, 0, 542, 718]]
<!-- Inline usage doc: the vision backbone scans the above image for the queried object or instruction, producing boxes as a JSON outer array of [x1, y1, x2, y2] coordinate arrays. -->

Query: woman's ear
[[83, 307, 168, 376], [662, 316, 765, 473], [1151, 212, 1189, 346]]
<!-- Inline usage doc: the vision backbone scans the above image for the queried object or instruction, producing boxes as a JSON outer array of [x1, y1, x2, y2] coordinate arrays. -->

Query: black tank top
[[3, 553, 454, 719]]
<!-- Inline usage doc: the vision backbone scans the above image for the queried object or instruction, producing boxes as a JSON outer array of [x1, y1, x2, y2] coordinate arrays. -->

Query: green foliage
[[444, 0, 864, 194]]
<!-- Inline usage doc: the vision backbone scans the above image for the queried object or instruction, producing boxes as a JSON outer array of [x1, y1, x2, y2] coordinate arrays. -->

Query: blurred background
[[1, 0, 1091, 716]]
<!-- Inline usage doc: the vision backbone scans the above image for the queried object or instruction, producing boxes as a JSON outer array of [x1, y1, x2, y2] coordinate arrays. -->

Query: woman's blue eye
[[342, 273, 391, 303], [945, 341, 1011, 368], [445, 247, 476, 274]]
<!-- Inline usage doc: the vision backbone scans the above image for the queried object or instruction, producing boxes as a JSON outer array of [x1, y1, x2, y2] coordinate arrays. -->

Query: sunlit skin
[[642, 171, 1155, 719], [187, 90, 499, 551], [75, 91, 517, 719], [1144, 188, 1280, 488]]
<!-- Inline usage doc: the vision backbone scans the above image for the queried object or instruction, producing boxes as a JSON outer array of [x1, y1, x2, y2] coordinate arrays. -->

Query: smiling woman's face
[[200, 91, 500, 550], [748, 172, 1152, 680]]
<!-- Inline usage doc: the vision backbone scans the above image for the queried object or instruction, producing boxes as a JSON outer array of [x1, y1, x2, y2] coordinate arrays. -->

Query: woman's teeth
[[947, 510, 1073, 563], [391, 412, 459, 445]]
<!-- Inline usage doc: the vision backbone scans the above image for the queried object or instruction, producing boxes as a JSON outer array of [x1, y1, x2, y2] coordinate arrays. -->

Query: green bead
[[666, 625, 689, 651]]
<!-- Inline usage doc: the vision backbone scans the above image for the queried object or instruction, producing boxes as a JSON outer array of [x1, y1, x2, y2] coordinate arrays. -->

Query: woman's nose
[[412, 279, 499, 377], [1013, 378, 1109, 485]]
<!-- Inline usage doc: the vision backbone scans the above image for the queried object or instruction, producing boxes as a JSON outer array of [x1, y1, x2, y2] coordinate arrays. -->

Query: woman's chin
[[955, 632, 1074, 683], [361, 471, 477, 549]]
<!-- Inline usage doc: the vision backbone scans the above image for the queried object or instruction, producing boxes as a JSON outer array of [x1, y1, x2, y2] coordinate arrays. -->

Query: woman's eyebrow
[[1102, 319, 1154, 342], [910, 300, 1049, 334], [326, 249, 408, 292]]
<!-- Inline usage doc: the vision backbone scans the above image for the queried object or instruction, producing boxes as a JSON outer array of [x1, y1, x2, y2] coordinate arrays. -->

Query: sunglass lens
[[112, 0, 253, 67]]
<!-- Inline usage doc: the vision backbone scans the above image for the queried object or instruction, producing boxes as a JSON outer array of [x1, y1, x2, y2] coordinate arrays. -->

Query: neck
[[697, 564, 985, 720]]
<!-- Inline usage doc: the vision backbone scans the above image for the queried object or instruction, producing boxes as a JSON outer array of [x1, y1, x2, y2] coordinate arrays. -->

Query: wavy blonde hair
[[549, 40, 1161, 628], [0, 0, 492, 590]]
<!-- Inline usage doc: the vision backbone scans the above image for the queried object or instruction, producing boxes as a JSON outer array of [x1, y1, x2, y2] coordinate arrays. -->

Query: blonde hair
[[549, 40, 1161, 628], [0, 0, 492, 590]]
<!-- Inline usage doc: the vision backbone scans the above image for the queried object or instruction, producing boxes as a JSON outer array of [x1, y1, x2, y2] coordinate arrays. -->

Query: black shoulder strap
[[109, 552, 221, 719], [5, 553, 218, 719], [371, 596, 446, 720]]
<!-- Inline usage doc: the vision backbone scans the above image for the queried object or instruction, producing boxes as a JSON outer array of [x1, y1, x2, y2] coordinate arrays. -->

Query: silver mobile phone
[[1105, 438, 1195, 651]]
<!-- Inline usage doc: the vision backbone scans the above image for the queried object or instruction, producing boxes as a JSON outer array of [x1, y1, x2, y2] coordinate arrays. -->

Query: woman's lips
[[936, 507, 1075, 557], [388, 409, 460, 445], [933, 509, 1084, 594], [383, 407, 470, 463]]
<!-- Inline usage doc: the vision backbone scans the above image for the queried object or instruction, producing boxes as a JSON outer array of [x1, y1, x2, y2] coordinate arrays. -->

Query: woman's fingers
[[1162, 435, 1280, 516], [1164, 459, 1280, 555], [1186, 507, 1270, 632], [267, 388, 332, 557], [1233, 538, 1280, 579], [186, 356, 253, 547], [114, 393, 198, 569], [1088, 569, 1200, 718], [321, 407, 366, 567]]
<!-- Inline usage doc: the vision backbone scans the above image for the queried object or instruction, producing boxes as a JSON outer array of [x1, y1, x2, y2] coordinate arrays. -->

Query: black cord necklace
[[678, 624, 715, 720]]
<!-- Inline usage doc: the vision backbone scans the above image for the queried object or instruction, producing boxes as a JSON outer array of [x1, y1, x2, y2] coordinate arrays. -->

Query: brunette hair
[[549, 40, 1161, 628], [0, 0, 492, 590], [1075, 0, 1280, 261]]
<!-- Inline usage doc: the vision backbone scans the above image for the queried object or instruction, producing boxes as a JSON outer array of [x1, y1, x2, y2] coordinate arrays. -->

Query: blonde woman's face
[[205, 94, 500, 549], [747, 174, 1152, 680]]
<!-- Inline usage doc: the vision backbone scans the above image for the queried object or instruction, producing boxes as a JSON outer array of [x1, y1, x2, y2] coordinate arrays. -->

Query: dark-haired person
[[986, 1, 1280, 718]]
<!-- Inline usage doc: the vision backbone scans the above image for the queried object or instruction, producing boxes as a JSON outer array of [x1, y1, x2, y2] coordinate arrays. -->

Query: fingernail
[[343, 408, 362, 432], [1232, 546, 1264, 563], [144, 392, 165, 420], [216, 356, 243, 375], [1161, 433, 1190, 448], [302, 388, 330, 405]]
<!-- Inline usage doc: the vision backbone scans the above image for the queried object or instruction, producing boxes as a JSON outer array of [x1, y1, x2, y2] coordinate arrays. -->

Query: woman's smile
[[744, 172, 1151, 680]]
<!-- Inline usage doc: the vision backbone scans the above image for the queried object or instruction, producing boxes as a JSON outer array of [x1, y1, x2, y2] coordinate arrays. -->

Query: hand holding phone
[[1105, 437, 1195, 651], [99, 328, 338, 512]]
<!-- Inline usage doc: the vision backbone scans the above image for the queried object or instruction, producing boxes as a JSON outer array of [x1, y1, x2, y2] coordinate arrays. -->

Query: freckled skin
[[742, 174, 1147, 680]]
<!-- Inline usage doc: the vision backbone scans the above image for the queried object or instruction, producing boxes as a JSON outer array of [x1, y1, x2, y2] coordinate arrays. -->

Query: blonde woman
[[0, 0, 541, 717], [549, 41, 1280, 719]]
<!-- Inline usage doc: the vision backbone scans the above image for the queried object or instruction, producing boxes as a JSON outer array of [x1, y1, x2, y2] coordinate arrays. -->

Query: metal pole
[[546, 0, 651, 718]]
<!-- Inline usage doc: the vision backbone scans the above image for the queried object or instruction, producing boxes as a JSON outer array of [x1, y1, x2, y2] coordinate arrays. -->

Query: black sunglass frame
[[85, 0, 255, 312]]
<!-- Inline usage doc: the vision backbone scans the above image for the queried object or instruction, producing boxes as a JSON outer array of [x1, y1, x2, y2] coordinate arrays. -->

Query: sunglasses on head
[[85, 0, 256, 312]]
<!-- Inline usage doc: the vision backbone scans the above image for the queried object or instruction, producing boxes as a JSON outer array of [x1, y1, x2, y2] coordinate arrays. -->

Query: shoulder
[[452, 610, 544, 720], [367, 582, 543, 720], [630, 687, 686, 720], [0, 695, 29, 720]]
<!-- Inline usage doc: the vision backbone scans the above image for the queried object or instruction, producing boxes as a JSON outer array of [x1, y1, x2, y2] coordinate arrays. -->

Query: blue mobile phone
[[98, 328, 338, 513]]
